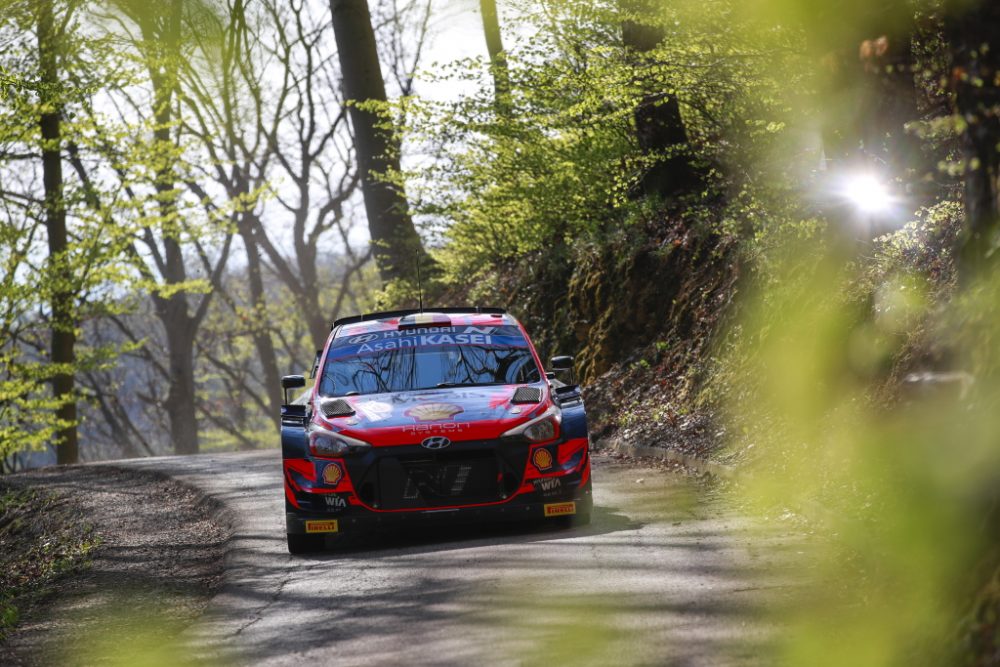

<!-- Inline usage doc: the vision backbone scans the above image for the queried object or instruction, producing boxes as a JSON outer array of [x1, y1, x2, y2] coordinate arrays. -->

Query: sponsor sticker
[[323, 462, 343, 486], [323, 494, 348, 510], [328, 325, 529, 359], [357, 400, 393, 422], [534, 477, 562, 493], [544, 502, 576, 517], [406, 402, 464, 422], [305, 520, 339, 533], [532, 448, 554, 471], [401, 422, 470, 436]]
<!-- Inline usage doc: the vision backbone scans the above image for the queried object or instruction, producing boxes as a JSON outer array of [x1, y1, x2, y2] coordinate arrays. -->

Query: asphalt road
[[119, 451, 784, 667]]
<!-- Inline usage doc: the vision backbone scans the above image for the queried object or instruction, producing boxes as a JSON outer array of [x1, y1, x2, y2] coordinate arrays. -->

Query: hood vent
[[320, 398, 355, 418], [512, 386, 542, 404]]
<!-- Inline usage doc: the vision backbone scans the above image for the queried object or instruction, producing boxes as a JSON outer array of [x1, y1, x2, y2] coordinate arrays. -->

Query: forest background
[[3, 0, 1000, 662]]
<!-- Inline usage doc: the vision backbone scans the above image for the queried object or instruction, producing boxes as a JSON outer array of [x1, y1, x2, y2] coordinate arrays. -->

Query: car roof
[[333, 309, 518, 338], [333, 306, 507, 328]]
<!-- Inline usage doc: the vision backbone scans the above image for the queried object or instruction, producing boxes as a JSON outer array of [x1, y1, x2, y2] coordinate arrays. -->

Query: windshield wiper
[[433, 381, 505, 389]]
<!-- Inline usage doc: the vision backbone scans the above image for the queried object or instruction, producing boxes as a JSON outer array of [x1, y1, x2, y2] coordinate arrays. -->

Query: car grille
[[343, 440, 528, 510]]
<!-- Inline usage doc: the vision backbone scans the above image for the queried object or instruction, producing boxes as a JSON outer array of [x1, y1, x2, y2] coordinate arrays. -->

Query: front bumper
[[284, 434, 592, 535], [286, 494, 592, 535], [286, 466, 592, 535]]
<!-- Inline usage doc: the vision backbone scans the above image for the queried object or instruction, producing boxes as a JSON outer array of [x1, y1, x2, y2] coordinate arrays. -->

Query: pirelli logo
[[305, 520, 339, 534], [544, 502, 576, 517]]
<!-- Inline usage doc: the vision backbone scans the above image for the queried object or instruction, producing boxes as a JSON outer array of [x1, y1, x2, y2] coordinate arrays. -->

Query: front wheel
[[287, 533, 325, 554]]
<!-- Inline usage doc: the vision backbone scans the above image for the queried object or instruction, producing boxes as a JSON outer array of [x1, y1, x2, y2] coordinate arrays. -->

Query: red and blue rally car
[[279, 307, 592, 553]]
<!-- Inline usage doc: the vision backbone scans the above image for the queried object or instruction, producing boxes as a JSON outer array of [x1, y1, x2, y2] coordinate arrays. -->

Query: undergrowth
[[0, 485, 100, 640]]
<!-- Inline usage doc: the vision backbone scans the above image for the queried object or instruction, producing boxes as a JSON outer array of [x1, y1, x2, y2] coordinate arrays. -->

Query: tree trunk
[[142, 0, 201, 454], [329, 0, 430, 286], [478, 0, 510, 106], [38, 0, 78, 465], [621, 0, 700, 201], [858, 33, 923, 179], [947, 1, 1000, 281], [163, 322, 199, 455], [238, 215, 283, 426]]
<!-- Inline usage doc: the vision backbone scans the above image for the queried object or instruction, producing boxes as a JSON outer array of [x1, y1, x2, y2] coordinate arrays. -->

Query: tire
[[287, 533, 326, 554]]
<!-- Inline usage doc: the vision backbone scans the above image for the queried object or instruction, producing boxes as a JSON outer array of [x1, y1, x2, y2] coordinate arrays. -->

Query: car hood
[[313, 384, 549, 445]]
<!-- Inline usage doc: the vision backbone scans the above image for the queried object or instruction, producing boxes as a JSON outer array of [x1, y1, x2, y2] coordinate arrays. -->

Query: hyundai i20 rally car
[[279, 307, 593, 554]]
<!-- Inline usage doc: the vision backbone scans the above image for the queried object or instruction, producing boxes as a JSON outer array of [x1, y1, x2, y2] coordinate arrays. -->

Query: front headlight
[[502, 405, 561, 442], [309, 427, 371, 457]]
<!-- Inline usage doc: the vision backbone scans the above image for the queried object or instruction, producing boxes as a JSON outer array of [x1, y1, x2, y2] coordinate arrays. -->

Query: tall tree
[[180, 0, 284, 426], [96, 0, 234, 455], [621, 0, 700, 201], [37, 0, 77, 464], [329, 0, 430, 286], [946, 0, 1000, 279], [478, 0, 510, 105], [134, 0, 201, 454], [185, 0, 370, 351]]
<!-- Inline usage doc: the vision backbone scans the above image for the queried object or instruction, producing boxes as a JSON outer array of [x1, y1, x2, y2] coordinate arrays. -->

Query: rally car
[[279, 307, 593, 554]]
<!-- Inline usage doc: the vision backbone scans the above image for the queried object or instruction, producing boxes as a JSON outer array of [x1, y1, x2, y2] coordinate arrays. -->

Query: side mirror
[[550, 355, 574, 371], [281, 375, 306, 405], [549, 355, 577, 388]]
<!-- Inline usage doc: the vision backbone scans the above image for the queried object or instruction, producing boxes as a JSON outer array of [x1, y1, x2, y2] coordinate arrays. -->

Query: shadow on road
[[198, 464, 789, 667], [46, 451, 791, 666], [301, 503, 640, 559]]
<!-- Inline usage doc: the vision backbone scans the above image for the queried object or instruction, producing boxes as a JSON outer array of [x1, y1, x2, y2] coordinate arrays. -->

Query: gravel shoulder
[[0, 465, 232, 666]]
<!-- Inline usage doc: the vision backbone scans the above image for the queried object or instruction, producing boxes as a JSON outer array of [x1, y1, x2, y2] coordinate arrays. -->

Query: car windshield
[[319, 324, 542, 396]]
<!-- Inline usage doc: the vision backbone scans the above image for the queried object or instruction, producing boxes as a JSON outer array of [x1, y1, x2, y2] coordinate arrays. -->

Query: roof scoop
[[319, 398, 355, 418], [397, 312, 453, 329]]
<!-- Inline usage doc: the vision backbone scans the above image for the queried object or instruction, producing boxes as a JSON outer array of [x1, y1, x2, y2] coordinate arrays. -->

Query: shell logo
[[532, 448, 554, 471], [323, 462, 344, 486], [406, 402, 464, 422]]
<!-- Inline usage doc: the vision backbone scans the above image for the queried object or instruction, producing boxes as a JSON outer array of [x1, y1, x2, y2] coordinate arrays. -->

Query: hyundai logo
[[421, 436, 451, 450], [349, 333, 379, 344]]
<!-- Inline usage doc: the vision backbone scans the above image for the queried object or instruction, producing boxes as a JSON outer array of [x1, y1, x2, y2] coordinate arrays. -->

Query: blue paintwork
[[560, 398, 589, 441], [280, 405, 309, 458]]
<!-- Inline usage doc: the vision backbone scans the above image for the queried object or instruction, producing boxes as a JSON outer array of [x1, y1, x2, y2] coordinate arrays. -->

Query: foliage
[[399, 0, 804, 282], [0, 0, 146, 464], [707, 224, 1000, 663], [398, 0, 1000, 663], [0, 0, 999, 660]]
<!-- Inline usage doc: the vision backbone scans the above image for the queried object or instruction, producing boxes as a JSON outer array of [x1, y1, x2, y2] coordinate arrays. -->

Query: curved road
[[120, 451, 782, 666]]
